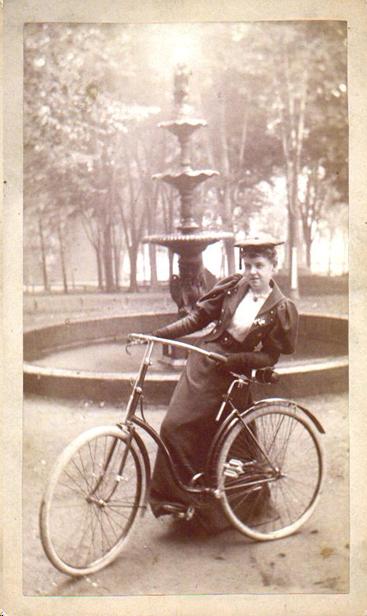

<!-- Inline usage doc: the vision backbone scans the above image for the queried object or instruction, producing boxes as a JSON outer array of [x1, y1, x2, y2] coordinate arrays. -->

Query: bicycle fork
[[85, 343, 155, 508], [85, 428, 135, 507]]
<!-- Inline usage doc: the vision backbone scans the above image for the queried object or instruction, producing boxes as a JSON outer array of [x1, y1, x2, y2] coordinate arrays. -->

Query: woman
[[150, 236, 299, 527]]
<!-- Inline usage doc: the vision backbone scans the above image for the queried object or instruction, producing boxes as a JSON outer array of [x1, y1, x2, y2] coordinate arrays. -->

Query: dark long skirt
[[150, 339, 251, 519]]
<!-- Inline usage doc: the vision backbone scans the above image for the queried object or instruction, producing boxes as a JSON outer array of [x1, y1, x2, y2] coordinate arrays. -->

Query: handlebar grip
[[128, 333, 147, 343], [255, 367, 280, 384], [208, 352, 226, 363]]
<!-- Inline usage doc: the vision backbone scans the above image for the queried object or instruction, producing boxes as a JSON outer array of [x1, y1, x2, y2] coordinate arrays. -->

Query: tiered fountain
[[23, 65, 348, 402], [144, 64, 233, 317]]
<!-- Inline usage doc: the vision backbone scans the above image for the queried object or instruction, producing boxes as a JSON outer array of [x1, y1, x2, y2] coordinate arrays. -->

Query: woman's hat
[[235, 234, 284, 268], [234, 234, 284, 250]]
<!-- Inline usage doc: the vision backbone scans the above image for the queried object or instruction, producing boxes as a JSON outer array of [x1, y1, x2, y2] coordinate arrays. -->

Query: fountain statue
[[144, 64, 233, 316]]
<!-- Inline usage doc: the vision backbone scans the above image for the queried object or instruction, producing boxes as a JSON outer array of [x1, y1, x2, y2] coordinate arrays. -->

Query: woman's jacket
[[154, 273, 299, 371]]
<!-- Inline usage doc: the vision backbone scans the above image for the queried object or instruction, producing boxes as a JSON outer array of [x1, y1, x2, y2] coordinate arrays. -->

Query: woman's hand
[[221, 353, 248, 373]]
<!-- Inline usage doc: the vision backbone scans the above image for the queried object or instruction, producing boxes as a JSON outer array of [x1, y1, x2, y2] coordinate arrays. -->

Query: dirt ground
[[23, 391, 349, 596]]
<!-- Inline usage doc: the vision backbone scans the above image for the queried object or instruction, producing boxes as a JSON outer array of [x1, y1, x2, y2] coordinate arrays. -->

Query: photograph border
[[2, 1, 367, 614]]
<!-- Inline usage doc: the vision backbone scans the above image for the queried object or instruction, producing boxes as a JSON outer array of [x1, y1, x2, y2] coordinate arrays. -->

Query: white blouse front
[[227, 288, 271, 342]]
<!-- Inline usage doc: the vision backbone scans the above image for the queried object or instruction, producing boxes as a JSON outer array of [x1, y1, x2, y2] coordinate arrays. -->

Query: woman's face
[[242, 255, 275, 293]]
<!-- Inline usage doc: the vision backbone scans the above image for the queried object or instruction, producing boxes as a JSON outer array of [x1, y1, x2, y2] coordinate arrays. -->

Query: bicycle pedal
[[158, 503, 185, 515], [185, 506, 196, 521], [224, 458, 246, 478], [173, 506, 194, 521]]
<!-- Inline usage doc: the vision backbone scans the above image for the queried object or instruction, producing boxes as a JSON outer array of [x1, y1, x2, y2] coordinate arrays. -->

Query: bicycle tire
[[215, 402, 323, 541], [39, 425, 146, 576]]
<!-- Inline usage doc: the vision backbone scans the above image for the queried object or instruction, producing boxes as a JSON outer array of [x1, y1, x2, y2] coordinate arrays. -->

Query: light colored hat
[[235, 234, 284, 268], [234, 233, 284, 249]]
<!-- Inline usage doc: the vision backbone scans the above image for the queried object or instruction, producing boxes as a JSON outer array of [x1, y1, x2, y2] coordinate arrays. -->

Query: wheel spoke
[[41, 428, 144, 575], [76, 449, 92, 492], [60, 503, 91, 565], [216, 406, 322, 540], [61, 468, 89, 496]]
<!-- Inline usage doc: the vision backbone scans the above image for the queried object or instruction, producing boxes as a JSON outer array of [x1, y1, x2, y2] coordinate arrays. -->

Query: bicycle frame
[[123, 334, 227, 423], [117, 334, 285, 501], [39, 333, 326, 578], [120, 336, 223, 499]]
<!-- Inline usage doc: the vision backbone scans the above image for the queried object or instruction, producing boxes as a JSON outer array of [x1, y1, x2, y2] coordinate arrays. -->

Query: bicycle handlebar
[[127, 333, 279, 385], [127, 332, 227, 363]]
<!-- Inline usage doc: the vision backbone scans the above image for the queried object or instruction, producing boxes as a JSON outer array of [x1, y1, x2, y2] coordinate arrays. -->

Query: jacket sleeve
[[153, 274, 242, 340], [223, 348, 280, 372], [263, 299, 299, 355], [153, 309, 212, 339], [223, 299, 299, 372]]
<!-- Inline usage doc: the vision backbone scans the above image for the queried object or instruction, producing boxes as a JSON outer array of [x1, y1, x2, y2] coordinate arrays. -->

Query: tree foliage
[[24, 21, 348, 291]]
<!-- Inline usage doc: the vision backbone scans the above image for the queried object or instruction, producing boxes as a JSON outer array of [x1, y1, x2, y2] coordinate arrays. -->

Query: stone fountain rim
[[23, 311, 348, 401], [24, 309, 348, 334], [23, 311, 348, 367], [23, 356, 349, 381]]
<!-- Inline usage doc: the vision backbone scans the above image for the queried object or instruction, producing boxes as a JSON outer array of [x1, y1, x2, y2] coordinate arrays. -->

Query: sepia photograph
[[2, 1, 367, 615], [22, 20, 349, 595]]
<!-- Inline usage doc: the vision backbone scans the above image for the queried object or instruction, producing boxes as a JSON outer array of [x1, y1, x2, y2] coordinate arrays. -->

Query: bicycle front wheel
[[39, 425, 146, 576], [215, 403, 323, 541]]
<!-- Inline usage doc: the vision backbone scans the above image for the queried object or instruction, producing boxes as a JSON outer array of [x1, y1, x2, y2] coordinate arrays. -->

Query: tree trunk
[[79, 213, 104, 290], [239, 102, 249, 169], [223, 184, 236, 274], [288, 209, 300, 300], [148, 243, 158, 290], [218, 99, 235, 274], [224, 239, 235, 275], [57, 223, 68, 294], [168, 249, 174, 279], [103, 223, 115, 292], [128, 245, 139, 293], [286, 156, 300, 299], [302, 214, 313, 271], [111, 225, 121, 290], [277, 52, 308, 299], [284, 213, 290, 272], [38, 217, 49, 292], [305, 237, 312, 270], [146, 202, 159, 290], [95, 243, 104, 290], [113, 243, 121, 290]]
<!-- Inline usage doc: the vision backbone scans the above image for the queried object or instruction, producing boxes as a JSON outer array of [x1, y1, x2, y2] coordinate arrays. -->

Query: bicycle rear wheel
[[39, 425, 146, 576], [215, 403, 323, 540]]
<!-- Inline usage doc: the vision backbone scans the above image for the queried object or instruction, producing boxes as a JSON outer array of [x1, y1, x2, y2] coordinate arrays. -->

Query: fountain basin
[[143, 231, 233, 254], [24, 311, 348, 404], [152, 168, 219, 192]]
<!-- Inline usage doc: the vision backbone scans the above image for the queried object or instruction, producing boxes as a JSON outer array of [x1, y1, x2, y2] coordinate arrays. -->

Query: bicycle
[[39, 333, 325, 577]]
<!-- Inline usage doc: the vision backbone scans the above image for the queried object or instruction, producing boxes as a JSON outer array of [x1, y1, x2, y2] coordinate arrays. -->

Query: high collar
[[234, 276, 286, 314]]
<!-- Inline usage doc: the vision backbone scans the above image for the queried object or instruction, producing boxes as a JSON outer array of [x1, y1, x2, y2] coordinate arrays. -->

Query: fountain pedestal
[[144, 64, 232, 362], [146, 66, 231, 329]]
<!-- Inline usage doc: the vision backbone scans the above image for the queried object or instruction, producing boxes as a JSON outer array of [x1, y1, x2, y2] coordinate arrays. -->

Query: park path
[[23, 391, 348, 596]]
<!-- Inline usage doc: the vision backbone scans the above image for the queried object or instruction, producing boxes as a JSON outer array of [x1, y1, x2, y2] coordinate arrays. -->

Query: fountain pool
[[24, 311, 348, 404]]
